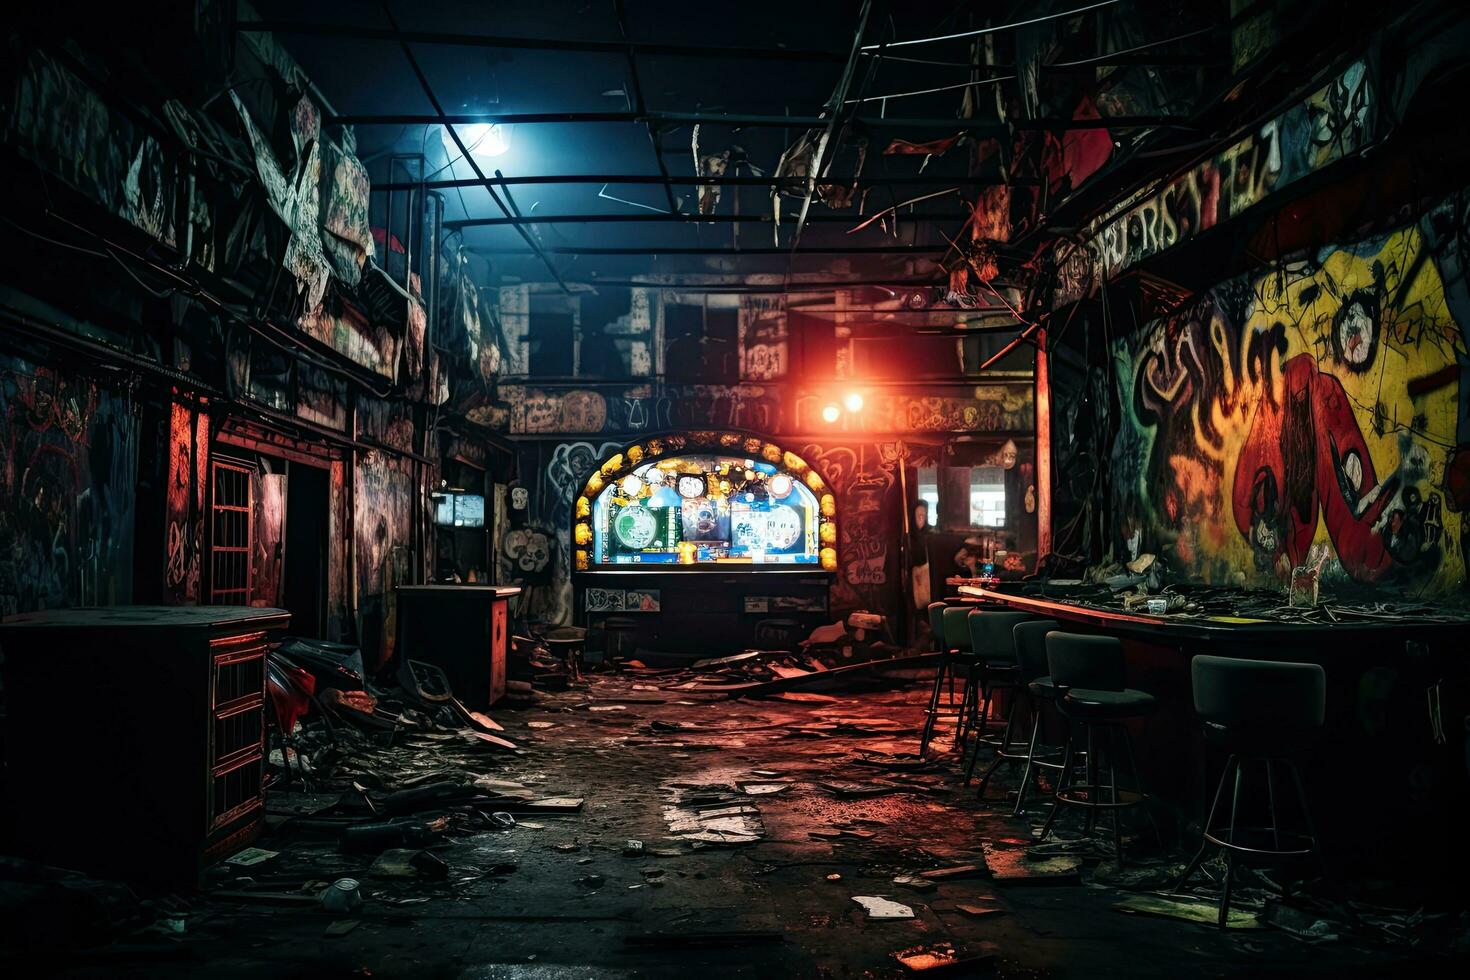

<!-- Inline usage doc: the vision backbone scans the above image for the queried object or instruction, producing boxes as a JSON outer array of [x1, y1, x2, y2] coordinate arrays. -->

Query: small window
[[969, 466, 1006, 528], [528, 311, 575, 376], [916, 465, 940, 526]]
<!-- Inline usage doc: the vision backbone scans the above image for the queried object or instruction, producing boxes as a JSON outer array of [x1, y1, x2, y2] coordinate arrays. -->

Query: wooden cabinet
[[0, 606, 288, 889], [395, 586, 520, 709]]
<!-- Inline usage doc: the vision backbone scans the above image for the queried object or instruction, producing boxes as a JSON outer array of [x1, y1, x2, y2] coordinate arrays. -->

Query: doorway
[[283, 461, 329, 637]]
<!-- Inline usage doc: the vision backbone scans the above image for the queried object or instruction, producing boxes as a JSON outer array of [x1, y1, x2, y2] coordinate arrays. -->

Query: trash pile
[[598, 615, 935, 699], [191, 637, 587, 915]]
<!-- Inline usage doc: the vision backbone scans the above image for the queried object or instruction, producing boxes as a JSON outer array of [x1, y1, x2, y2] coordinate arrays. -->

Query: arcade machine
[[572, 432, 836, 658]]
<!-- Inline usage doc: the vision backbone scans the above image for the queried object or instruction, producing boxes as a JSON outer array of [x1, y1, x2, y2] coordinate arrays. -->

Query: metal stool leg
[[1219, 760, 1245, 929], [1287, 761, 1323, 873], [1038, 729, 1076, 842], [976, 689, 1023, 797], [1120, 726, 1163, 851], [1176, 754, 1236, 896], [1108, 726, 1124, 865], [1013, 708, 1044, 816], [1082, 723, 1099, 835], [954, 670, 977, 750], [919, 660, 949, 757]]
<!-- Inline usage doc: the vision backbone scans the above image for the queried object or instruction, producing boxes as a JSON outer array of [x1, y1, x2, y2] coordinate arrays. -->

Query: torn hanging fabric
[[692, 125, 731, 216], [319, 137, 374, 287], [231, 91, 330, 313]]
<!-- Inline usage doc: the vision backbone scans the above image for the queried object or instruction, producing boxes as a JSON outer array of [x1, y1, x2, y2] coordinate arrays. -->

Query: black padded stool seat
[[1174, 655, 1326, 927], [986, 618, 1062, 815], [940, 606, 974, 653], [960, 610, 1033, 790], [1037, 631, 1159, 863], [926, 601, 948, 648], [1062, 687, 1157, 719], [1028, 677, 1060, 699]]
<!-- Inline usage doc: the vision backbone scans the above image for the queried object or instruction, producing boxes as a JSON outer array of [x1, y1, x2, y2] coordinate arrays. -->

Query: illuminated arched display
[[574, 432, 838, 571]]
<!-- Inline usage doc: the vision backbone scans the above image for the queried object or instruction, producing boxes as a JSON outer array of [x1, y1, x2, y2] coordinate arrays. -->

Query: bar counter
[[955, 581, 1470, 877]]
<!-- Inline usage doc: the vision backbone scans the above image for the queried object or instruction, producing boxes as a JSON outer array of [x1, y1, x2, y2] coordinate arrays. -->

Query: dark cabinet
[[395, 586, 519, 709], [0, 606, 288, 889]]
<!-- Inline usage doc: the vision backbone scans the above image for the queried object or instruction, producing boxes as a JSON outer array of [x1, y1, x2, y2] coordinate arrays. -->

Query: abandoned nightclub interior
[[3, 0, 1470, 976]]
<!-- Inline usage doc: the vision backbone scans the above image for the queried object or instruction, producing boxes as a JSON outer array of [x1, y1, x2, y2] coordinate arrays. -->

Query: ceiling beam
[[444, 212, 977, 228], [479, 245, 950, 255], [329, 110, 1185, 131], [235, 19, 850, 63], [371, 173, 1037, 192], [612, 0, 681, 216], [378, 3, 570, 292], [235, 19, 1208, 69]]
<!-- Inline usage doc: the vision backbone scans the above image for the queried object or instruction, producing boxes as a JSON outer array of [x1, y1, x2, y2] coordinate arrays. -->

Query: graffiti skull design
[[504, 527, 551, 575]]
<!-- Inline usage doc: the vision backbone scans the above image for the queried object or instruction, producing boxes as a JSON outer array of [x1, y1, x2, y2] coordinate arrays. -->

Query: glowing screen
[[590, 454, 820, 566]]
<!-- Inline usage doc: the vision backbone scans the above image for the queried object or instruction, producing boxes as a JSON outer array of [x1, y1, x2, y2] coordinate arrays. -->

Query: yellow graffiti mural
[[1116, 212, 1467, 594]]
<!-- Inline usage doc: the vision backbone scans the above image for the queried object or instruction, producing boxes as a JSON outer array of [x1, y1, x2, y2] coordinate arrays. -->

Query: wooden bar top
[[960, 584, 1470, 645]]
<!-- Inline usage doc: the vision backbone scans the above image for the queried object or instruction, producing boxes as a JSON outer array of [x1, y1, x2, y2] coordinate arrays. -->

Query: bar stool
[[960, 609, 1033, 787], [1174, 655, 1325, 928], [1005, 619, 1062, 815], [918, 602, 963, 757], [1037, 632, 1156, 864], [543, 625, 588, 679]]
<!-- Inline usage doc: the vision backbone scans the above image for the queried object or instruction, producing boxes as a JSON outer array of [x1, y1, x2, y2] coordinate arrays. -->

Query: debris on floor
[[981, 841, 1083, 884], [853, 895, 917, 920], [1114, 893, 1264, 930]]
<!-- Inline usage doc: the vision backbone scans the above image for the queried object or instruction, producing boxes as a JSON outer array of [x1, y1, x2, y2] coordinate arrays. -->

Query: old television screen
[[435, 493, 485, 528]]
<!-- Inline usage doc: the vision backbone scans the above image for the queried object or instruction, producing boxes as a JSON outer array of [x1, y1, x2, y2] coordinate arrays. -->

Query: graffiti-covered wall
[[499, 381, 1036, 625], [1112, 189, 1470, 594], [0, 354, 137, 614]]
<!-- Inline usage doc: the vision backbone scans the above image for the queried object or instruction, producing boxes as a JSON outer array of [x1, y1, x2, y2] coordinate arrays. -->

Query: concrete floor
[[32, 672, 1469, 978]]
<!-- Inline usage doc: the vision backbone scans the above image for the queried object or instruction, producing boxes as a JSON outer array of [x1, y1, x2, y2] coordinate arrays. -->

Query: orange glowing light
[[843, 391, 864, 413], [821, 403, 841, 423]]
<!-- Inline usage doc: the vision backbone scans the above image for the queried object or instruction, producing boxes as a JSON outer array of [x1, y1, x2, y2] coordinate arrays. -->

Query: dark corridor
[[283, 461, 328, 639]]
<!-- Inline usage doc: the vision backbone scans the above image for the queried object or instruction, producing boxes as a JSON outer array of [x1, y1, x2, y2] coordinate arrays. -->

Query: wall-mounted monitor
[[434, 492, 485, 528]]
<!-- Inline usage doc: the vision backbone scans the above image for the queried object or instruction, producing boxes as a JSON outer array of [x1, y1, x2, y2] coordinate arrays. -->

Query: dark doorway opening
[[283, 461, 329, 637]]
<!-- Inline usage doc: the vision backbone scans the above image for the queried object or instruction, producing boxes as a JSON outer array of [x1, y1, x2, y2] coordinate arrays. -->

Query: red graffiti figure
[[1232, 354, 1393, 580]]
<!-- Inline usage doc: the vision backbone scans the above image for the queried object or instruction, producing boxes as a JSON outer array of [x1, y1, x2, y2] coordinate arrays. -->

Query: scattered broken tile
[[894, 942, 997, 973], [919, 864, 986, 880], [224, 846, 279, 867], [953, 903, 1005, 919], [324, 919, 360, 938], [853, 895, 915, 920], [1114, 894, 1263, 930], [981, 842, 1081, 884], [893, 875, 937, 893], [739, 781, 791, 795], [817, 781, 900, 799]]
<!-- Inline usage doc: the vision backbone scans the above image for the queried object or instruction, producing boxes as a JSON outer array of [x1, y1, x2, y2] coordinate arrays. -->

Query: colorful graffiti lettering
[[800, 442, 898, 608], [1113, 189, 1469, 594], [1060, 61, 1374, 304]]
